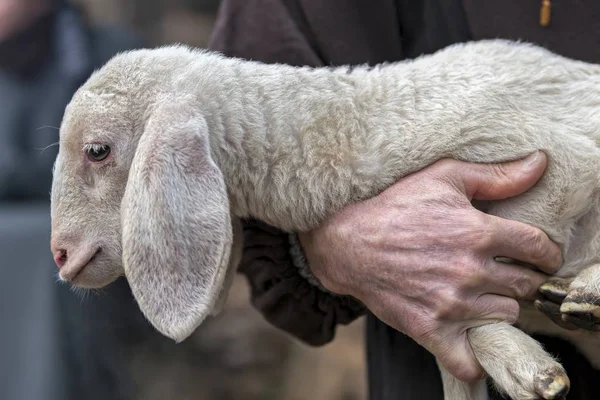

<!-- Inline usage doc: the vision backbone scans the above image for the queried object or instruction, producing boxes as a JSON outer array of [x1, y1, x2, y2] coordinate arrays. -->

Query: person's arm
[[209, 0, 324, 67], [208, 0, 366, 346]]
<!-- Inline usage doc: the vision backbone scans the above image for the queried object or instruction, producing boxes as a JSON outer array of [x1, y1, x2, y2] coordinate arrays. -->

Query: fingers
[[445, 151, 548, 201], [434, 152, 562, 273], [487, 215, 562, 275], [468, 294, 520, 325], [435, 340, 486, 382], [433, 295, 519, 382], [481, 259, 549, 300]]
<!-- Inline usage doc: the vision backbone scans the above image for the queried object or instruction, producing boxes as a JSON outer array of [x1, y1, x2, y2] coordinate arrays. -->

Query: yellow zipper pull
[[540, 0, 552, 27]]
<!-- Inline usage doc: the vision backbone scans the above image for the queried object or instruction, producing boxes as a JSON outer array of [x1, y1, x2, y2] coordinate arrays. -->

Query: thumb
[[432, 335, 485, 383], [453, 151, 548, 201]]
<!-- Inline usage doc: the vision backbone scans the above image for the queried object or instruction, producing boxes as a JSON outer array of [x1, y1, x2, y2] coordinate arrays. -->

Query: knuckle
[[513, 274, 534, 299], [463, 262, 488, 289], [452, 255, 486, 289], [524, 228, 548, 260], [434, 288, 465, 320]]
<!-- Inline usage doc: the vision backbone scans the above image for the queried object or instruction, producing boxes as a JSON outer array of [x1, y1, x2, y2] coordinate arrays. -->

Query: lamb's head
[[50, 87, 134, 289], [50, 52, 237, 342]]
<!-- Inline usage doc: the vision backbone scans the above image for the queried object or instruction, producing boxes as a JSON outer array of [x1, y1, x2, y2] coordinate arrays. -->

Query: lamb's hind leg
[[559, 264, 600, 330], [536, 265, 600, 331], [467, 323, 569, 400]]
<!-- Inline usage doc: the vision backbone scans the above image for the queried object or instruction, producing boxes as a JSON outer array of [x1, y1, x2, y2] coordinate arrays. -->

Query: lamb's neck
[[201, 60, 461, 231]]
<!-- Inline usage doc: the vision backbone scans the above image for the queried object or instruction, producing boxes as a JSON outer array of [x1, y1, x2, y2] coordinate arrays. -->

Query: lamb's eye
[[85, 144, 111, 162]]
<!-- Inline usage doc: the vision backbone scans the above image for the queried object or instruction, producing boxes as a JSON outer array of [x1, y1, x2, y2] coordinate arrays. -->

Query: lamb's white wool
[[50, 40, 600, 400]]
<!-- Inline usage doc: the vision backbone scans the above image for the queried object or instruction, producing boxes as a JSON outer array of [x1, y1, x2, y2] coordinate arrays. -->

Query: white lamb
[[49, 39, 600, 400]]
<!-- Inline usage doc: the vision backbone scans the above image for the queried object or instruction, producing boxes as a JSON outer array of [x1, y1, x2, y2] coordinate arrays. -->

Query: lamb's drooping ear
[[122, 101, 233, 342]]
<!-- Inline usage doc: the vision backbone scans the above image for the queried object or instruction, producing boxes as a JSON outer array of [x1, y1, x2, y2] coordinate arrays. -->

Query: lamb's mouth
[[61, 248, 101, 283]]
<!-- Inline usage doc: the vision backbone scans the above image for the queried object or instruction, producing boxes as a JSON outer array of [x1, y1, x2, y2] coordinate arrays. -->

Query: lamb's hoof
[[534, 368, 570, 400], [534, 299, 579, 330], [537, 278, 579, 330], [560, 289, 600, 331], [539, 278, 571, 303]]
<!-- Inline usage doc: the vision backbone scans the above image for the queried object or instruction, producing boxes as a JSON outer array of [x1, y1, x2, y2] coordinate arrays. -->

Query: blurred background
[[0, 0, 366, 399]]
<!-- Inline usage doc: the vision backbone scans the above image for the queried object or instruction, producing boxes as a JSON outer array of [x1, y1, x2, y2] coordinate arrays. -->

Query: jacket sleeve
[[208, 0, 365, 346]]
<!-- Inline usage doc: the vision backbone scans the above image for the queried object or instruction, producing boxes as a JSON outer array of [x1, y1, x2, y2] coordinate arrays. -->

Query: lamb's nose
[[53, 249, 68, 269]]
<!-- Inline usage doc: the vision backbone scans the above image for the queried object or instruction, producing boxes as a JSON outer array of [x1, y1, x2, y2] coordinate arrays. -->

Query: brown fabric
[[240, 219, 365, 346], [209, 0, 406, 67], [209, 0, 323, 67], [209, 0, 473, 66], [290, 0, 403, 66], [462, 0, 600, 64]]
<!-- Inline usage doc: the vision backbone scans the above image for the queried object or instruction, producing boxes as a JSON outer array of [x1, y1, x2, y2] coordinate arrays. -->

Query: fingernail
[[524, 150, 541, 166]]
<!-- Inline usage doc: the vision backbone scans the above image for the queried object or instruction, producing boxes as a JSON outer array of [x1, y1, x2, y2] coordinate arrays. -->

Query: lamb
[[49, 39, 600, 400]]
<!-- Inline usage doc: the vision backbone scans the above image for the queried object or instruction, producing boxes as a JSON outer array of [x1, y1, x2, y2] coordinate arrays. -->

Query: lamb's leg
[[468, 323, 569, 400], [438, 361, 488, 400], [560, 264, 600, 330], [536, 265, 600, 331], [535, 277, 581, 330]]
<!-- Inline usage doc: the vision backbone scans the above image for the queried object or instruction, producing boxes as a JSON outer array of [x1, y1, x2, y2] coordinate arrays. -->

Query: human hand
[[298, 151, 562, 382]]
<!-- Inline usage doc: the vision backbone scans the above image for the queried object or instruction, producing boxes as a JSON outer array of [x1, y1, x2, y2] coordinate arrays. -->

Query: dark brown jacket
[[208, 1, 600, 399]]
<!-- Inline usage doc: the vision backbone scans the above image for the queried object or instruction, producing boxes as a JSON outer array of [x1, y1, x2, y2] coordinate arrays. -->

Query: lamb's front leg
[[438, 362, 488, 400], [440, 323, 570, 400], [537, 264, 600, 331]]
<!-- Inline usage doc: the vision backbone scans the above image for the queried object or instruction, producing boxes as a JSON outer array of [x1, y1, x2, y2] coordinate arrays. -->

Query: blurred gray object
[[0, 205, 68, 400], [0, 2, 148, 399], [184, 0, 221, 13]]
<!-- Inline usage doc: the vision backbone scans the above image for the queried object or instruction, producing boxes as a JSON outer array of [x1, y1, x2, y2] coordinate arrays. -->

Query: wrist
[[296, 230, 355, 296], [291, 232, 367, 312], [288, 232, 334, 294]]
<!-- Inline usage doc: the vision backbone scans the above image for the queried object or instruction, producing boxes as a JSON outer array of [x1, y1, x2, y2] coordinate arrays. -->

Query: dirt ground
[[129, 276, 366, 400]]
